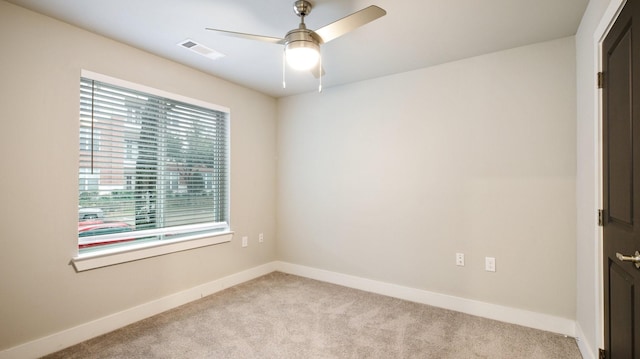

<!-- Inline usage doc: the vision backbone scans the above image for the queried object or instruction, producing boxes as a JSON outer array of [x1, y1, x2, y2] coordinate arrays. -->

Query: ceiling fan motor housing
[[285, 25, 319, 49]]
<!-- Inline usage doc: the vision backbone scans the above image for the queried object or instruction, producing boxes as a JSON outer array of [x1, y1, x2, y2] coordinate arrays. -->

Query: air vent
[[178, 39, 225, 60]]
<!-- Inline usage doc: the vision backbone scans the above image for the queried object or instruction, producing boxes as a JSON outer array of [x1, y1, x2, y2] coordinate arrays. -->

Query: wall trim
[[276, 261, 577, 337], [575, 322, 596, 359], [1, 261, 581, 358], [0, 262, 277, 359], [591, 0, 627, 354]]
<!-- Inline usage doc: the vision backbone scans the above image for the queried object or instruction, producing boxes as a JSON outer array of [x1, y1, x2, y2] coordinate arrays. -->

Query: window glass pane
[[78, 77, 229, 252]]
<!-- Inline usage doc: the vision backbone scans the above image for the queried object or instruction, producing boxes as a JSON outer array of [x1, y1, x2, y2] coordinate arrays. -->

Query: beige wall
[[0, 1, 277, 350], [277, 37, 577, 319]]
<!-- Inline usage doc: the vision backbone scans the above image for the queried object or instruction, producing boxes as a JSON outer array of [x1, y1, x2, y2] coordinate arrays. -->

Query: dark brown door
[[603, 0, 640, 357]]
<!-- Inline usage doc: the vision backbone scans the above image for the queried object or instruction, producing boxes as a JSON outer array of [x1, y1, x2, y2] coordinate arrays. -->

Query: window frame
[[72, 70, 233, 272]]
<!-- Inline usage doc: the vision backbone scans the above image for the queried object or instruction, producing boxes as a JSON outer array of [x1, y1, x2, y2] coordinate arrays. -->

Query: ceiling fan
[[206, 0, 386, 91]]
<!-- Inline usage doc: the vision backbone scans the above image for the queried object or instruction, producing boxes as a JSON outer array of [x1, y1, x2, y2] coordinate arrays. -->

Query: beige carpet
[[43, 272, 582, 358]]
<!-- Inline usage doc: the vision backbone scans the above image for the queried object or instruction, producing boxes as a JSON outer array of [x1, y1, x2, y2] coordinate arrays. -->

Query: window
[[75, 71, 230, 268]]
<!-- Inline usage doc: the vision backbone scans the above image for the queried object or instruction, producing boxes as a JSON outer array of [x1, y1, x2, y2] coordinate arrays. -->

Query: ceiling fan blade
[[205, 28, 285, 44], [313, 5, 386, 44]]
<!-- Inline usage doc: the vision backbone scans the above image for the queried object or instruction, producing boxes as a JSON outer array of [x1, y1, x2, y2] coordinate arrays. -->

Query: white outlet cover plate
[[456, 253, 464, 266], [485, 257, 496, 272]]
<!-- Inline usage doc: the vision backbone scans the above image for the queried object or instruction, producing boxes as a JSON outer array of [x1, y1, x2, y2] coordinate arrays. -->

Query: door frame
[[596, 0, 629, 354]]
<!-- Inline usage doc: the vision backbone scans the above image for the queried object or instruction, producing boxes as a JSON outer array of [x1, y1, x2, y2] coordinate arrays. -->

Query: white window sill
[[72, 231, 234, 272]]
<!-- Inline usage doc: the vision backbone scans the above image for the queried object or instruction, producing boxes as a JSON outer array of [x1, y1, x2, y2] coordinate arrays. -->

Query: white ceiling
[[7, 0, 588, 98]]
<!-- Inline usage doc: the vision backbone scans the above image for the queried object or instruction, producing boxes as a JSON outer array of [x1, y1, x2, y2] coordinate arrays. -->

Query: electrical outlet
[[485, 257, 496, 272], [456, 253, 465, 266], [259, 233, 264, 243], [242, 236, 248, 247]]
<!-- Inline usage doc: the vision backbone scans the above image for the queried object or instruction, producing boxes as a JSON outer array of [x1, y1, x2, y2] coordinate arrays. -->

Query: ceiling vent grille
[[178, 39, 225, 60]]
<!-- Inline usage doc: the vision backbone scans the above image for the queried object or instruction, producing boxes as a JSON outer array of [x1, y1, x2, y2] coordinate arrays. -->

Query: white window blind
[[78, 76, 229, 253]]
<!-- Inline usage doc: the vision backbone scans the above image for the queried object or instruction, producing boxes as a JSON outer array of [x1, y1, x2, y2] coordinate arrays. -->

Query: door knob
[[616, 251, 640, 269]]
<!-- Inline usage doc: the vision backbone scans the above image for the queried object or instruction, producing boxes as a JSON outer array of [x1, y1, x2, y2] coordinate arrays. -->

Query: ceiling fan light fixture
[[285, 41, 320, 70], [284, 25, 320, 71]]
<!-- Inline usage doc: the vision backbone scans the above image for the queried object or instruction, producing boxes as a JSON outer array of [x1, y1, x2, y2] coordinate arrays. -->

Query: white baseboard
[[275, 261, 578, 337], [0, 262, 277, 359], [575, 322, 597, 359], [1, 261, 582, 359]]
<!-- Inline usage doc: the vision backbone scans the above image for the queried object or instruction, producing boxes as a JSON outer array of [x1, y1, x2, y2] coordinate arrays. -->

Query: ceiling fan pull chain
[[318, 47, 322, 93], [282, 48, 287, 88]]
